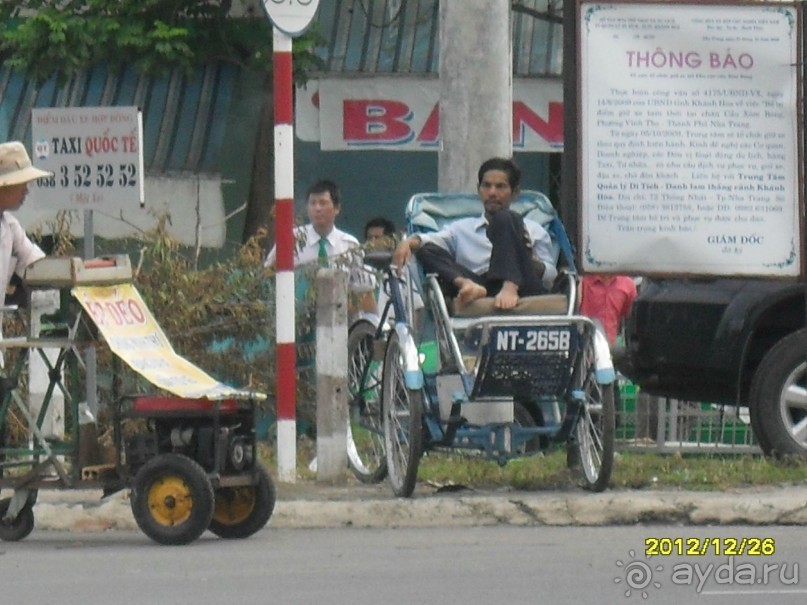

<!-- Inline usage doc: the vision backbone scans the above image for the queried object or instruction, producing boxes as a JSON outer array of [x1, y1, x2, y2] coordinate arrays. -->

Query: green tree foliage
[[0, 1, 323, 243], [0, 0, 321, 82]]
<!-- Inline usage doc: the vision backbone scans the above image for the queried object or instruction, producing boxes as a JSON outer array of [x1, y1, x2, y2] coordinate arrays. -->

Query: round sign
[[261, 0, 320, 36]]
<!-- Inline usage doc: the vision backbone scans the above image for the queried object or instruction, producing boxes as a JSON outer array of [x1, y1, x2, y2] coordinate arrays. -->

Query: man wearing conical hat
[[0, 142, 52, 297]]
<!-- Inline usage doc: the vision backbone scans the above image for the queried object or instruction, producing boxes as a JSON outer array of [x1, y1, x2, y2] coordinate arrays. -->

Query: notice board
[[579, 1, 803, 277]]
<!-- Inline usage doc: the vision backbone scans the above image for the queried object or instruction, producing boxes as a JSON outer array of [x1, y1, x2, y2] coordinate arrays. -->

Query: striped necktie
[[318, 237, 329, 267]]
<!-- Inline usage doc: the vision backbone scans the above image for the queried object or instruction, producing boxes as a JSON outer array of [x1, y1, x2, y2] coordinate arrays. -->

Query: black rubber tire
[[514, 400, 543, 453], [208, 463, 276, 539], [0, 498, 34, 542], [382, 331, 423, 498], [347, 319, 387, 483], [130, 453, 214, 545], [749, 328, 807, 457], [748, 394, 773, 456]]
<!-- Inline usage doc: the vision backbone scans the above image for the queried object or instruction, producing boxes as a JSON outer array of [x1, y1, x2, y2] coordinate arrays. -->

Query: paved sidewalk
[[24, 481, 807, 533]]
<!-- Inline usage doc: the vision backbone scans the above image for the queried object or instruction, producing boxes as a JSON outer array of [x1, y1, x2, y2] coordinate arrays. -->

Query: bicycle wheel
[[347, 320, 387, 483], [382, 330, 423, 498], [570, 340, 615, 492]]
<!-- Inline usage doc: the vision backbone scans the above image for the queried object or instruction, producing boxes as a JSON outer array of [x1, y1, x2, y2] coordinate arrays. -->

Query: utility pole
[[561, 0, 580, 253], [438, 0, 512, 191]]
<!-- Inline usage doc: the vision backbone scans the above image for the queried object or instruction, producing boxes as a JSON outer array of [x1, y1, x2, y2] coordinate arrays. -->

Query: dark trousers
[[415, 209, 547, 299]]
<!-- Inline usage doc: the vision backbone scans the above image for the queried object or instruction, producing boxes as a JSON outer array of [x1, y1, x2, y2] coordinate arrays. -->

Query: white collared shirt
[[264, 224, 372, 291], [417, 213, 558, 287], [264, 224, 360, 268], [0, 212, 45, 351], [0, 212, 45, 296]]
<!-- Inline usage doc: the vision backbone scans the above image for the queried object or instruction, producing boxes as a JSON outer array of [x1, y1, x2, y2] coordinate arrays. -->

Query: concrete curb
[[26, 485, 807, 532]]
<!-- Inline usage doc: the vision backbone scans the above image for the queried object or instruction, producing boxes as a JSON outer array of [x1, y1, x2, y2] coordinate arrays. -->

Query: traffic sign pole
[[273, 28, 296, 482], [262, 0, 319, 482]]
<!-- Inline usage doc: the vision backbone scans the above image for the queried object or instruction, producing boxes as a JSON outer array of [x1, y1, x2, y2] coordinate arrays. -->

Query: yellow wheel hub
[[147, 475, 194, 527], [213, 487, 256, 525]]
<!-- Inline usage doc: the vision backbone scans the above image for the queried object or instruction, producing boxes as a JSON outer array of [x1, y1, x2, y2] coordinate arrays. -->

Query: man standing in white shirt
[[264, 179, 374, 304], [0, 141, 52, 462], [393, 157, 557, 311], [264, 179, 372, 441], [264, 179, 361, 271]]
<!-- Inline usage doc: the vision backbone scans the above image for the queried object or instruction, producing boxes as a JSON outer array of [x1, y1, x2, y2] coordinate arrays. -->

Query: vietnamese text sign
[[298, 77, 564, 152], [579, 2, 802, 277], [31, 106, 144, 210], [73, 284, 262, 400]]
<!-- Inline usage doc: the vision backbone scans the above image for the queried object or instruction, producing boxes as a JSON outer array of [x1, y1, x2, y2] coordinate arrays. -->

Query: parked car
[[617, 276, 807, 457]]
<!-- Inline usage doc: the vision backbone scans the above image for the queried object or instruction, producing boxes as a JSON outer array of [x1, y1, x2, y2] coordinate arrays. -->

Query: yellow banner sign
[[72, 284, 263, 400]]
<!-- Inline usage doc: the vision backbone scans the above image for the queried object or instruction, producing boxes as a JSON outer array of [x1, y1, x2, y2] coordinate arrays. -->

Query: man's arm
[[392, 234, 422, 270]]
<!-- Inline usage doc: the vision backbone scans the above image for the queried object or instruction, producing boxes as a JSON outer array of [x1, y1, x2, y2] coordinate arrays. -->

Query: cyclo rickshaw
[[346, 191, 616, 497]]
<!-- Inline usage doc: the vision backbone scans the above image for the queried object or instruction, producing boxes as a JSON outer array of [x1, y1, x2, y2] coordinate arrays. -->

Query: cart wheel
[[0, 498, 34, 542], [347, 319, 387, 483], [382, 331, 423, 498], [131, 453, 214, 545], [570, 356, 616, 492], [208, 462, 276, 539]]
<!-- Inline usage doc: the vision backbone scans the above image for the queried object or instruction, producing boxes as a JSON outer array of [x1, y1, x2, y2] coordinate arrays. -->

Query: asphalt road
[[2, 525, 806, 605]]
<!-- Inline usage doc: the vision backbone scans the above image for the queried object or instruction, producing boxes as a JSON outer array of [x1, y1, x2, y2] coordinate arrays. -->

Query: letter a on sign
[[261, 0, 320, 36]]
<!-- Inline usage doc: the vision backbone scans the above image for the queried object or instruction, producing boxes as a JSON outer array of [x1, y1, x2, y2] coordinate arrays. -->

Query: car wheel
[[749, 328, 807, 457]]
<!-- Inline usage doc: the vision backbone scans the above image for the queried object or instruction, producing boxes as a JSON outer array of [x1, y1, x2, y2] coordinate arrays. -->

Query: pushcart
[[0, 255, 274, 545]]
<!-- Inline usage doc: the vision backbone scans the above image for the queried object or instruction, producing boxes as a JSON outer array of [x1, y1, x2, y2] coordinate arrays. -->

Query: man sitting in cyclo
[[392, 157, 557, 312]]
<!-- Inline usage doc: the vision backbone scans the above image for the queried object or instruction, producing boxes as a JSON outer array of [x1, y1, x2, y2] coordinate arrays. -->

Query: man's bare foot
[[494, 281, 519, 309], [455, 278, 487, 304]]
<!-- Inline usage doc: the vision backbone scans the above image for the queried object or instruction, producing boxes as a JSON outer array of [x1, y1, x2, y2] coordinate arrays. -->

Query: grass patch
[[260, 443, 807, 492], [417, 450, 807, 491]]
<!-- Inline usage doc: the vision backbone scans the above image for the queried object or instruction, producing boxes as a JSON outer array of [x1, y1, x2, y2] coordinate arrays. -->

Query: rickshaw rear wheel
[[347, 319, 387, 483], [208, 462, 276, 539], [382, 331, 423, 498], [131, 453, 214, 545], [0, 498, 34, 542], [570, 372, 616, 492]]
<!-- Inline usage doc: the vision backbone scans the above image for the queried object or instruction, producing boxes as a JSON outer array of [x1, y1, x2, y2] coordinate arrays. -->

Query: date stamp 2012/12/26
[[645, 537, 775, 557]]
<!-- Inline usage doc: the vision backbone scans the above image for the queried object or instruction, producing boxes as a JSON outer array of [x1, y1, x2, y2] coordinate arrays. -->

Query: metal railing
[[615, 380, 760, 454]]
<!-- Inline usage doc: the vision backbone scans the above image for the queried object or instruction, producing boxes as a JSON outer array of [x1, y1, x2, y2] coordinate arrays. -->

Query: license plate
[[491, 327, 572, 353]]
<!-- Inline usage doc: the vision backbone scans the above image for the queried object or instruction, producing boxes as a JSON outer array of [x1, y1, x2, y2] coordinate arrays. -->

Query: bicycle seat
[[363, 250, 394, 272]]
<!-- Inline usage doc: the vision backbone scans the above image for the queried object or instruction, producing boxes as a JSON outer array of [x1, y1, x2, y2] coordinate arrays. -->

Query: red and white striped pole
[[273, 27, 296, 481]]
